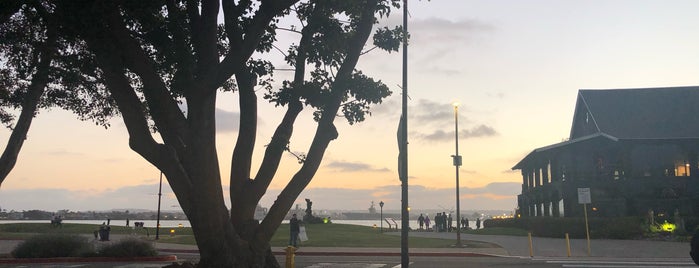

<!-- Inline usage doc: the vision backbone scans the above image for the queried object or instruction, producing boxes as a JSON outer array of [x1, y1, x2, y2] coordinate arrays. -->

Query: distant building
[[513, 86, 699, 218]]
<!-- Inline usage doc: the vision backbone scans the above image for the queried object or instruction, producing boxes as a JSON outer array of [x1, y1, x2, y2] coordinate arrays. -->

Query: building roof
[[513, 86, 699, 170], [572, 86, 699, 140], [511, 133, 618, 170]]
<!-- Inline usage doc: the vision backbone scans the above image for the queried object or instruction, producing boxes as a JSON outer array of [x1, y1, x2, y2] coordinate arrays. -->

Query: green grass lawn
[[0, 222, 506, 248]]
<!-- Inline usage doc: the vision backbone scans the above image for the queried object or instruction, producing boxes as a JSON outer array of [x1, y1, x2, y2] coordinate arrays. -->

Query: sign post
[[577, 188, 592, 256]]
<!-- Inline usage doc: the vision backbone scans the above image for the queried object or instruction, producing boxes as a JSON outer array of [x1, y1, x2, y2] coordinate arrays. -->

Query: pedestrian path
[[533, 257, 696, 267], [397, 231, 692, 258]]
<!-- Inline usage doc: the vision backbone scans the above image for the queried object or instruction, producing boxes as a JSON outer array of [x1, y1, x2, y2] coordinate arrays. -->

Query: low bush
[[11, 233, 92, 258], [96, 238, 158, 257], [11, 233, 158, 259], [484, 217, 645, 239]]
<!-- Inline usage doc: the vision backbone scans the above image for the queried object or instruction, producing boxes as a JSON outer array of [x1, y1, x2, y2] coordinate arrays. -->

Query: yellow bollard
[[565, 233, 571, 257], [528, 232, 534, 257], [285, 246, 296, 268]]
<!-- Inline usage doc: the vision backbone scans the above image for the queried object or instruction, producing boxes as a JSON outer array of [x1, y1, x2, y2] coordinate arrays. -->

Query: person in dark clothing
[[476, 217, 481, 229], [447, 214, 453, 232], [289, 214, 300, 247], [418, 214, 425, 230]]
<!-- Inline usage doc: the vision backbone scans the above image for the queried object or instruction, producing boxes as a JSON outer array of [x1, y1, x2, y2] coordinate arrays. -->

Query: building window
[[613, 170, 623, 180], [675, 162, 690, 176]]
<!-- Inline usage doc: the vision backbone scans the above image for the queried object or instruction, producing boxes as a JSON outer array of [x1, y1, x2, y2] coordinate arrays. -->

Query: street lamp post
[[379, 201, 384, 232], [156, 171, 163, 240], [451, 102, 462, 247]]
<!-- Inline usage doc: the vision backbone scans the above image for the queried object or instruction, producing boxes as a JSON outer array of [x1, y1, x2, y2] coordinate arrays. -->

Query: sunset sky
[[1, 0, 699, 214]]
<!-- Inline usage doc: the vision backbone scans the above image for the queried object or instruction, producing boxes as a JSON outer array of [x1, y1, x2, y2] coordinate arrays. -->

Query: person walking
[[289, 214, 300, 247], [424, 215, 431, 231], [418, 214, 425, 230], [476, 217, 481, 230], [448, 214, 453, 232]]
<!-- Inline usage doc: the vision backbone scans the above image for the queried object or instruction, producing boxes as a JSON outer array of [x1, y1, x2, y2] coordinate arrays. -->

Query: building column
[[689, 153, 698, 178], [552, 194, 561, 217]]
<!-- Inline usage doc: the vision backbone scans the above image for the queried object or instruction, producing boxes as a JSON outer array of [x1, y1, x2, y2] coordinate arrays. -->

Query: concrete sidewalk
[[1, 231, 693, 260], [154, 231, 692, 259], [394, 231, 692, 258]]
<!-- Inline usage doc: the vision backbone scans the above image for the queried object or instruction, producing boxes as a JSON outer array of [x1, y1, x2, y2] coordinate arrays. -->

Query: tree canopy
[[0, 1, 404, 266]]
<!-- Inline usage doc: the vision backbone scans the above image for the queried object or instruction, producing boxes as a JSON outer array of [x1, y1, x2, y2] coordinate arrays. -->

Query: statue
[[305, 198, 313, 219], [302, 198, 327, 223]]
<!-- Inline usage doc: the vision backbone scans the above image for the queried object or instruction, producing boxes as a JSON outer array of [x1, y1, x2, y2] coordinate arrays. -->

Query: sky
[[1, 0, 699, 214]]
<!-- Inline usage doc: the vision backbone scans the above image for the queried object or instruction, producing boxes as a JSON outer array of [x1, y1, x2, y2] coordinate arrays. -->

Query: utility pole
[[400, 0, 409, 266]]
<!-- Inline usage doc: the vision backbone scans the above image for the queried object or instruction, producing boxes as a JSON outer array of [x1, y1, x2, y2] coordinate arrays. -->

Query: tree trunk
[[0, 7, 56, 186]]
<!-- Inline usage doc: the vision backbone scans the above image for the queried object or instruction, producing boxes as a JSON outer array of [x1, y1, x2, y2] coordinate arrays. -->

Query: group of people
[[417, 213, 481, 232]]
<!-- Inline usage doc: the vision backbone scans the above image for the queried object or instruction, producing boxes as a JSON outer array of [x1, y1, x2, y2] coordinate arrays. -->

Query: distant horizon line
[[1, 207, 516, 213]]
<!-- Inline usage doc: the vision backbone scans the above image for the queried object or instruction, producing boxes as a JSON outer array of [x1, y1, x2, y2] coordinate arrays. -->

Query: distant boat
[[342, 201, 400, 220]]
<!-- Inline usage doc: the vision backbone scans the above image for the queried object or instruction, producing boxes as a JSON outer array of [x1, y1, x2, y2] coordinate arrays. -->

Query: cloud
[[45, 150, 84, 157], [0, 181, 519, 213], [261, 182, 520, 212], [325, 161, 390, 173], [215, 108, 240, 133], [409, 18, 495, 75], [0, 184, 181, 212], [412, 99, 455, 126], [420, 124, 498, 142], [364, 98, 500, 143]]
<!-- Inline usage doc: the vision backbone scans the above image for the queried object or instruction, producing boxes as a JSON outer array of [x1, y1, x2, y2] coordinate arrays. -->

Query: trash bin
[[99, 226, 110, 241]]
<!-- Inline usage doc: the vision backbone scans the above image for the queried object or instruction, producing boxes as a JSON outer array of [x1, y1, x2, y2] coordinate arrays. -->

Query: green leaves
[[373, 26, 404, 53], [265, 0, 401, 124]]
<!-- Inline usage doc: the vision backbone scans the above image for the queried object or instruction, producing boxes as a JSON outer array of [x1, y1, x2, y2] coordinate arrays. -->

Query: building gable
[[570, 86, 699, 140]]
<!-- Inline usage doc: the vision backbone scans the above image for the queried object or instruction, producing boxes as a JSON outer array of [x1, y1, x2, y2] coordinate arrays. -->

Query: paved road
[[0, 230, 694, 267]]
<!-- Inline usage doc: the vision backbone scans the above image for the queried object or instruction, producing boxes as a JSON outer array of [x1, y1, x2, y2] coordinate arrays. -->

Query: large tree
[[0, 1, 115, 187], [2, 0, 403, 266]]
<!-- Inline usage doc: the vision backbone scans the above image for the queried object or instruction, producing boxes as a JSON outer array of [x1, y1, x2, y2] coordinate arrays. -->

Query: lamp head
[[452, 101, 460, 107]]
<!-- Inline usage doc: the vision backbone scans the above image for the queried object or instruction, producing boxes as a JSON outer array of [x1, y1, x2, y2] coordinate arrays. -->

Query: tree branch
[[100, 7, 189, 153], [92, 47, 194, 213], [216, 0, 300, 91], [255, 0, 380, 244], [193, 0, 220, 94], [164, 0, 196, 95], [0, 2, 56, 186], [228, 67, 258, 228]]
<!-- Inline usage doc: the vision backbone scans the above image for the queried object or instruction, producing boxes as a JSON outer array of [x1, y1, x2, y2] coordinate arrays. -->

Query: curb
[[159, 248, 496, 258], [291, 251, 496, 257], [0, 255, 177, 264]]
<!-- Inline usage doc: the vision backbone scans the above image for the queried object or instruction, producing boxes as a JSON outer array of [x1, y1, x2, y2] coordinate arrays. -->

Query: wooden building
[[513, 87, 699, 218]]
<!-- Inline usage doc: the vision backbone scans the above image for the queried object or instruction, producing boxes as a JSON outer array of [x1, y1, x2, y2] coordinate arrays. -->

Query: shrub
[[96, 238, 158, 257], [484, 216, 645, 239], [11, 233, 92, 258]]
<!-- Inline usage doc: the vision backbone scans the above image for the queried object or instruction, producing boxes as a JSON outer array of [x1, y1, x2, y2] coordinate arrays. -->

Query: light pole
[[156, 171, 163, 240], [379, 201, 384, 232], [451, 101, 462, 247]]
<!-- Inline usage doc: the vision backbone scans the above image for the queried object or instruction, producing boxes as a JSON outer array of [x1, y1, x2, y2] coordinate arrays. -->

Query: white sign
[[578, 188, 591, 204]]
